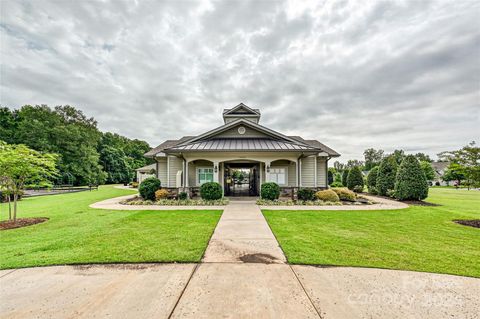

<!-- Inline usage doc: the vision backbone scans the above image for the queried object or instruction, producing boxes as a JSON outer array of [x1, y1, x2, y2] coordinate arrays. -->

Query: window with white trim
[[197, 167, 214, 185], [270, 167, 287, 185]]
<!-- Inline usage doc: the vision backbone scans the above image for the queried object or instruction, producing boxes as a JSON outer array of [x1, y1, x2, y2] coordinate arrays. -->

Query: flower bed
[[257, 196, 374, 206], [121, 196, 229, 206]]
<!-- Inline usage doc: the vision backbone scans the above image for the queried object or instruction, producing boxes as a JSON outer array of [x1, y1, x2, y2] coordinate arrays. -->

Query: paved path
[[202, 201, 286, 263], [2, 201, 478, 319]]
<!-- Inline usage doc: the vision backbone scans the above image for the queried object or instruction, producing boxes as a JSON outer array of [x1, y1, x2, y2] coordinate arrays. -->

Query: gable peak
[[223, 103, 261, 124]]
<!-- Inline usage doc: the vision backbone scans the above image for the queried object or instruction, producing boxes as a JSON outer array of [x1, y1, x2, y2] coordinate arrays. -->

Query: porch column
[[314, 155, 318, 188], [296, 159, 299, 186], [185, 160, 189, 187], [213, 161, 220, 183], [265, 161, 271, 182]]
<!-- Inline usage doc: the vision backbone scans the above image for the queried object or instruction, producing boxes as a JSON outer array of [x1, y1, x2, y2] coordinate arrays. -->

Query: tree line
[[0, 105, 153, 186]]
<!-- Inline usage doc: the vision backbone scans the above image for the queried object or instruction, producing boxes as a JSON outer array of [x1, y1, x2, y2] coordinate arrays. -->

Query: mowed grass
[[0, 185, 222, 269], [263, 188, 480, 277]]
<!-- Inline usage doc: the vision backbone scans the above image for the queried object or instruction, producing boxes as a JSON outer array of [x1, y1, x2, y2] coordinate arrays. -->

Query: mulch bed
[[0, 217, 49, 231], [402, 200, 440, 206], [453, 220, 480, 228]]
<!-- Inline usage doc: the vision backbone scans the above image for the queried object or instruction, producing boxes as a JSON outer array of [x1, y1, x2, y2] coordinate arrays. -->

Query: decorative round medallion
[[238, 126, 246, 135]]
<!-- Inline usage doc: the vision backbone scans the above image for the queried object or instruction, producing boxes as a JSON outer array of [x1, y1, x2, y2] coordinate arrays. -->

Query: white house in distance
[[144, 103, 340, 196]]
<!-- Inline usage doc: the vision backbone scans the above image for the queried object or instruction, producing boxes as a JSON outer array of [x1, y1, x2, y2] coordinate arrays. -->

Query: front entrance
[[224, 162, 259, 196]]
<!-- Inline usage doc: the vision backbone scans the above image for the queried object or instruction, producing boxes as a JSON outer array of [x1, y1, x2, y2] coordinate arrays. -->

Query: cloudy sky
[[1, 0, 479, 161]]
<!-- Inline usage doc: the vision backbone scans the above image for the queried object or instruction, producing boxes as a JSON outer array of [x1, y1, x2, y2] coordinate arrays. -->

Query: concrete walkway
[[202, 201, 286, 263]]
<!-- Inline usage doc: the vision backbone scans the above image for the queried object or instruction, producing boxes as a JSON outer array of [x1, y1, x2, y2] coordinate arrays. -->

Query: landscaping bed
[[256, 196, 373, 206], [453, 219, 480, 228], [121, 196, 229, 206], [0, 217, 49, 230]]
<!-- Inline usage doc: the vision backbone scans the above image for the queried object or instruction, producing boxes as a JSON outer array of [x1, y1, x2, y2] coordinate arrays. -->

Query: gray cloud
[[1, 0, 479, 161]]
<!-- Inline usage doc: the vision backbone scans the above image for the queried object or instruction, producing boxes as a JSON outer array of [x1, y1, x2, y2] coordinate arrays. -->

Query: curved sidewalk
[[260, 194, 409, 210], [89, 194, 226, 210]]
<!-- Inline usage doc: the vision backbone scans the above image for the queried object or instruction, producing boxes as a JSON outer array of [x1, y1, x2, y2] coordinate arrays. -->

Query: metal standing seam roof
[[164, 138, 320, 152]]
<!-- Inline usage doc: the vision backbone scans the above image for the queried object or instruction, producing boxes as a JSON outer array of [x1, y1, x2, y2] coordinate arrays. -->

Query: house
[[144, 103, 340, 196], [431, 161, 449, 186], [135, 163, 156, 183]]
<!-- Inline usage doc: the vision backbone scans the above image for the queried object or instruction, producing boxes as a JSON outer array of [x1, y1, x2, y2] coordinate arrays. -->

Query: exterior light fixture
[[214, 165, 218, 173], [266, 165, 270, 173]]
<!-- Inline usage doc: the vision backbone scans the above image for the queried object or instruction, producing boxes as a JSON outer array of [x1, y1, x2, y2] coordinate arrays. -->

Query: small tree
[[376, 156, 398, 196], [327, 168, 334, 185], [366, 166, 379, 194], [394, 155, 429, 200], [347, 166, 364, 191], [342, 169, 349, 187], [0, 141, 57, 222], [438, 141, 480, 189], [420, 161, 435, 182]]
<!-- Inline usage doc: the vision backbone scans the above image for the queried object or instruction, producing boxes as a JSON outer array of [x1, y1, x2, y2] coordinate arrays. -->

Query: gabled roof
[[144, 136, 194, 157], [223, 103, 260, 116]]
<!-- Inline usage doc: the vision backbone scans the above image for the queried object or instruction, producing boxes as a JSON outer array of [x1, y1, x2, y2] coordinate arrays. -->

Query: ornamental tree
[[420, 161, 435, 182], [0, 141, 57, 222], [347, 166, 364, 192], [376, 156, 398, 196], [394, 155, 429, 200], [366, 166, 379, 194]]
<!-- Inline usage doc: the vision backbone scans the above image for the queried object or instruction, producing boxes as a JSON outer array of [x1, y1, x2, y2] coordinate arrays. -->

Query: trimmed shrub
[[331, 187, 356, 201], [347, 166, 364, 191], [327, 170, 334, 185], [178, 192, 188, 200], [297, 188, 316, 201], [333, 172, 343, 186], [261, 182, 280, 200], [155, 189, 169, 200], [394, 155, 429, 200], [376, 156, 398, 196], [315, 189, 340, 202], [130, 182, 139, 188], [200, 182, 223, 200], [330, 181, 343, 187], [353, 185, 364, 193], [342, 169, 349, 187], [366, 166, 379, 194], [139, 177, 161, 200]]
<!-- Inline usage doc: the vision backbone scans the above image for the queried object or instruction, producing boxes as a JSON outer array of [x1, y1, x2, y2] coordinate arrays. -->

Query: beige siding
[[215, 125, 269, 138], [224, 117, 259, 124], [300, 156, 315, 187], [168, 156, 183, 187], [316, 157, 327, 187], [188, 160, 213, 186], [271, 160, 296, 187], [156, 158, 168, 186]]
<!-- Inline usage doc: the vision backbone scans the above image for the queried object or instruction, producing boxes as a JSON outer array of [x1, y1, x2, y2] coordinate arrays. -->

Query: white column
[[213, 161, 219, 183], [259, 162, 263, 185], [185, 160, 189, 187], [314, 156, 318, 188], [265, 161, 271, 182], [167, 156, 170, 187], [296, 159, 299, 186], [299, 158, 302, 187]]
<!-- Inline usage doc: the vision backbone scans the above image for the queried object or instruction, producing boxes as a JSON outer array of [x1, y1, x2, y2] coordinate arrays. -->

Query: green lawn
[[263, 188, 480, 278], [0, 185, 222, 269]]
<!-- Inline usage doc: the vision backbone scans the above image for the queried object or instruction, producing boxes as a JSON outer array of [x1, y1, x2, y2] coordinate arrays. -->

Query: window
[[270, 167, 287, 185], [197, 167, 214, 185]]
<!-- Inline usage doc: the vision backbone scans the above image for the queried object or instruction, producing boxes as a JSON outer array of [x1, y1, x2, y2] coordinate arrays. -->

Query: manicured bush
[[315, 189, 340, 202], [366, 166, 379, 194], [347, 166, 364, 192], [200, 182, 223, 200], [327, 170, 334, 185], [342, 169, 349, 187], [376, 156, 398, 196], [178, 192, 188, 200], [353, 185, 364, 193], [155, 189, 169, 200], [330, 181, 343, 187], [297, 188, 316, 201], [331, 187, 356, 201], [130, 182, 139, 188], [139, 177, 161, 200], [333, 172, 343, 186], [261, 182, 280, 200], [394, 155, 429, 200]]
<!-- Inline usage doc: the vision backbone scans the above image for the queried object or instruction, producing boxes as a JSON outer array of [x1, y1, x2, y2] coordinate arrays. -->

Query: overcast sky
[[1, 0, 479, 161]]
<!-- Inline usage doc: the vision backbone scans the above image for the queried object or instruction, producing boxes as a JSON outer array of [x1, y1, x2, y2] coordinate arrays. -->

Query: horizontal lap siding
[[168, 156, 183, 187], [317, 157, 327, 187], [156, 158, 168, 186], [301, 156, 315, 187]]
